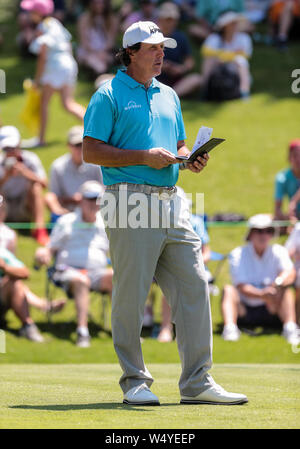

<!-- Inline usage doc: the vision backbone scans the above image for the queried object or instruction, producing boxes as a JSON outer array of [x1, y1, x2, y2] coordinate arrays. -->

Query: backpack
[[205, 62, 241, 102]]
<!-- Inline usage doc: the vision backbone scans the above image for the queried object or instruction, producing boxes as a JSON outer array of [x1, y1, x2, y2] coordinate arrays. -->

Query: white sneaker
[[282, 326, 300, 345], [181, 380, 248, 405], [19, 323, 44, 343], [123, 384, 160, 406], [222, 324, 241, 341]]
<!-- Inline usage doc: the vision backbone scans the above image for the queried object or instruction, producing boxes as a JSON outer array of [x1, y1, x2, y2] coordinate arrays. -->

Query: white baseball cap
[[80, 181, 105, 199], [245, 214, 274, 241], [0, 126, 21, 150], [123, 21, 177, 49], [215, 11, 245, 30], [67, 126, 83, 145]]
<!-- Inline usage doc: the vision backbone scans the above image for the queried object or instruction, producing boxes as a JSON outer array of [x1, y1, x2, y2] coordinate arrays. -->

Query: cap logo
[[149, 25, 161, 34]]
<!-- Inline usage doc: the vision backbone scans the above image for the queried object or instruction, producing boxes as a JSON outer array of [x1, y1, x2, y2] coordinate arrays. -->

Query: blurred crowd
[[0, 0, 300, 347]]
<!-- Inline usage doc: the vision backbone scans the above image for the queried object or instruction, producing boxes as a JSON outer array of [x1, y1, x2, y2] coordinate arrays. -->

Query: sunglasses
[[252, 228, 274, 235]]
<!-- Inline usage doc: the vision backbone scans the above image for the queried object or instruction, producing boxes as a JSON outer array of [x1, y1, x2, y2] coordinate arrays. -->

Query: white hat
[[0, 126, 21, 150], [68, 126, 83, 145], [123, 21, 177, 49], [215, 11, 245, 30], [80, 181, 105, 199], [245, 214, 274, 241]]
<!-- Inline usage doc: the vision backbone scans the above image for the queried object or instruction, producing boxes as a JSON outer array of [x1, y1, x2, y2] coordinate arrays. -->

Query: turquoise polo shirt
[[83, 69, 186, 187], [275, 167, 300, 217], [0, 247, 24, 279]]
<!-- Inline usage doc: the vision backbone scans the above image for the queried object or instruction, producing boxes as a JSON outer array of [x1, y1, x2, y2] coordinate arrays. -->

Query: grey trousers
[[102, 184, 213, 397]]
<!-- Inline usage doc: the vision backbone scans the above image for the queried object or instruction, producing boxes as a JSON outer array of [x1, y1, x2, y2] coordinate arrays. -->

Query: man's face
[[69, 142, 83, 165], [249, 228, 274, 253], [80, 197, 100, 222], [130, 42, 165, 78], [289, 147, 300, 171]]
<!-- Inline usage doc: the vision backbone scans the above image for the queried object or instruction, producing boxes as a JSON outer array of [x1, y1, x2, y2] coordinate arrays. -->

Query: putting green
[[0, 363, 299, 429]]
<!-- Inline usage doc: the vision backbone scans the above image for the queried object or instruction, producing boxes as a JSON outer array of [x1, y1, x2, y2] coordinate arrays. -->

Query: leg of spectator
[[99, 268, 113, 294], [277, 287, 297, 324], [157, 295, 173, 342], [70, 275, 91, 328], [278, 0, 294, 39], [39, 84, 55, 145], [296, 288, 300, 325], [24, 285, 66, 313], [44, 192, 69, 216], [26, 182, 46, 229], [221, 284, 242, 325], [1, 277, 32, 325], [59, 85, 86, 121], [234, 58, 251, 97], [174, 73, 203, 97]]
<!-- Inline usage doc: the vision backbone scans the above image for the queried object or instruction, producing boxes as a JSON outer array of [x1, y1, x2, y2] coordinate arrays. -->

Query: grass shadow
[[10, 402, 179, 412]]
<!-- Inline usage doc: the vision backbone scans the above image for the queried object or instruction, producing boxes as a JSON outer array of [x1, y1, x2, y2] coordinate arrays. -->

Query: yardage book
[[176, 125, 225, 163]]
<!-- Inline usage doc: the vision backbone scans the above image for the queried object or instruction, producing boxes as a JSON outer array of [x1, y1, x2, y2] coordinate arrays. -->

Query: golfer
[[83, 21, 247, 406]]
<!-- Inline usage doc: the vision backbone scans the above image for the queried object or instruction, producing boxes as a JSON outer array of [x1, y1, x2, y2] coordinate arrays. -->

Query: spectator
[[285, 223, 300, 324], [20, 0, 85, 148], [269, 0, 300, 49], [0, 126, 49, 245], [188, 0, 245, 42], [175, 11, 252, 99], [0, 246, 45, 342], [0, 194, 66, 314], [156, 2, 195, 92], [244, 0, 271, 25], [274, 139, 300, 221], [45, 126, 103, 223], [121, 0, 158, 32], [221, 214, 299, 345], [76, 0, 119, 76], [35, 181, 113, 347]]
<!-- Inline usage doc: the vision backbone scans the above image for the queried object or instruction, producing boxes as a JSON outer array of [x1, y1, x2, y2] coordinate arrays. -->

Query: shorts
[[5, 195, 31, 223], [237, 304, 282, 328], [41, 60, 78, 89], [52, 266, 106, 295]]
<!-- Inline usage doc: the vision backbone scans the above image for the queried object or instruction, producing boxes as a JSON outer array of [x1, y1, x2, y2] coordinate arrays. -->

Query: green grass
[[0, 363, 299, 429], [0, 4, 300, 369]]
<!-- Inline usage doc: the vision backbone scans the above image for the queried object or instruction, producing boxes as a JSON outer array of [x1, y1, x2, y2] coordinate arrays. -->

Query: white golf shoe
[[123, 384, 160, 406], [181, 379, 248, 405], [222, 324, 241, 341]]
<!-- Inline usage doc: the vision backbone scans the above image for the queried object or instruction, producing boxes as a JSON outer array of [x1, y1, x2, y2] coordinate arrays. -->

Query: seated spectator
[[156, 2, 195, 92], [274, 139, 300, 221], [0, 246, 45, 342], [76, 0, 119, 76], [121, 0, 158, 32], [221, 214, 299, 344], [45, 126, 103, 223], [0, 194, 65, 314], [35, 181, 113, 348], [175, 11, 252, 100], [0, 126, 49, 245], [269, 0, 300, 49], [285, 223, 300, 324], [20, 0, 85, 148], [188, 0, 246, 42]]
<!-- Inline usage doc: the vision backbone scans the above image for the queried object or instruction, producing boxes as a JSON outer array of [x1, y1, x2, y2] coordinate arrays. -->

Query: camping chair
[[206, 250, 228, 296]]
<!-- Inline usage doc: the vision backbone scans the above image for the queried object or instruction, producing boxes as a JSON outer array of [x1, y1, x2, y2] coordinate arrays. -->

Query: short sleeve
[[274, 245, 294, 272], [274, 171, 286, 200], [229, 247, 247, 286], [202, 34, 220, 51], [84, 90, 116, 143]]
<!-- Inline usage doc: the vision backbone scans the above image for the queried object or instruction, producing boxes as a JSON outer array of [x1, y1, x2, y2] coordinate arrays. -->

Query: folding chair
[[206, 251, 228, 296]]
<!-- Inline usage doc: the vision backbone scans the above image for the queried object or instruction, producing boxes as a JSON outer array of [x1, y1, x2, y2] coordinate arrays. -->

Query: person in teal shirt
[[83, 20, 247, 407], [196, 0, 245, 25], [274, 139, 300, 220]]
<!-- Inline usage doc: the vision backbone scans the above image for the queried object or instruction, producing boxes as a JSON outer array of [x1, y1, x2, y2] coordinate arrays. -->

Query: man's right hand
[[144, 148, 178, 169]]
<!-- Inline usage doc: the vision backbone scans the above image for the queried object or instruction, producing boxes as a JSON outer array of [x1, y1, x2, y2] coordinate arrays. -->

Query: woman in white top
[[20, 0, 86, 147], [175, 11, 252, 99], [76, 0, 119, 75]]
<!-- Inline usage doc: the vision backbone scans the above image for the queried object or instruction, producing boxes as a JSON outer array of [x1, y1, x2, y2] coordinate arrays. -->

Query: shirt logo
[[124, 101, 142, 111]]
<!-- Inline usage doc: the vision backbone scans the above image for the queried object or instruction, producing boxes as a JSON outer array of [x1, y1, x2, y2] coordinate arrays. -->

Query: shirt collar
[[116, 69, 160, 91]]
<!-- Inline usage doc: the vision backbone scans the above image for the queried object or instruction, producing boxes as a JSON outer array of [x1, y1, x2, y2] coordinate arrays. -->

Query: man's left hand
[[187, 152, 210, 173]]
